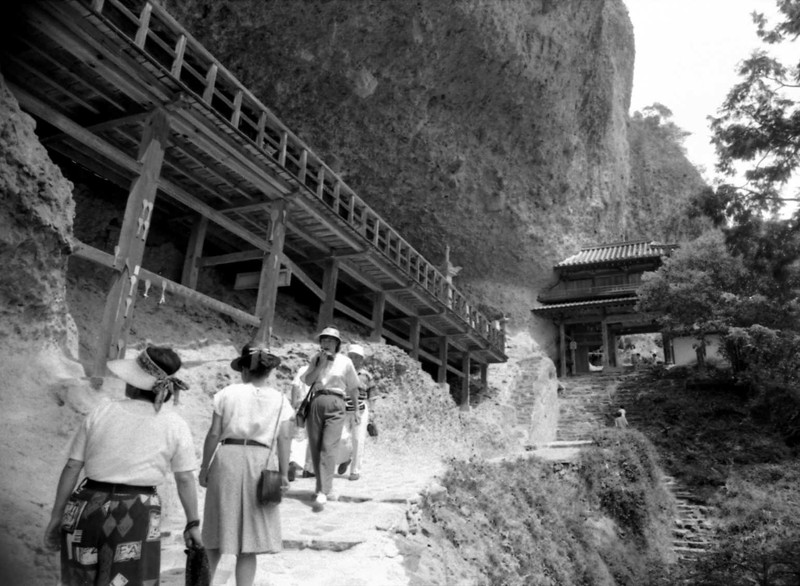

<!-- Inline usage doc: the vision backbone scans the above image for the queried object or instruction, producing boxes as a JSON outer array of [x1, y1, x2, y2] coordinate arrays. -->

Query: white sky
[[626, 0, 789, 180]]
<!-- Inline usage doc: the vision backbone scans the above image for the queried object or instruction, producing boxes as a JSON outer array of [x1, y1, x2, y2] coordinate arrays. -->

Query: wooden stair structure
[[2, 0, 506, 396]]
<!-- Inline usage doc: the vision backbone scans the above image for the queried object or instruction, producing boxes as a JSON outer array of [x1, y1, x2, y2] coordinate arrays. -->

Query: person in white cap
[[43, 345, 202, 585], [336, 343, 375, 481], [301, 326, 360, 510]]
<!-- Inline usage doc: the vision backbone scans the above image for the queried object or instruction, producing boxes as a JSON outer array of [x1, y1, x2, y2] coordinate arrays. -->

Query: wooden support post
[[409, 317, 420, 360], [370, 291, 385, 342], [480, 363, 488, 390], [437, 336, 448, 385], [662, 332, 672, 364], [93, 109, 169, 376], [460, 351, 471, 411], [317, 257, 339, 331], [254, 200, 287, 344], [180, 215, 208, 289], [559, 322, 567, 377], [601, 320, 610, 368]]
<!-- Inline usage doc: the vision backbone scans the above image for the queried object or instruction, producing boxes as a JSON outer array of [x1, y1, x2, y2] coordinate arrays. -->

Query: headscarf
[[136, 349, 189, 412]]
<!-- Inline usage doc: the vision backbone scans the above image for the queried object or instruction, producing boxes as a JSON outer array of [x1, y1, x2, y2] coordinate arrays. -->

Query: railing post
[[278, 131, 288, 166], [171, 34, 187, 78], [134, 3, 153, 49], [231, 90, 243, 127], [298, 149, 308, 185], [202, 64, 218, 104]]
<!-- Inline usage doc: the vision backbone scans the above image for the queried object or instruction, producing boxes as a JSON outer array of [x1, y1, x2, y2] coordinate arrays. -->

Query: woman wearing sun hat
[[199, 343, 294, 586], [43, 345, 202, 586], [301, 326, 361, 510]]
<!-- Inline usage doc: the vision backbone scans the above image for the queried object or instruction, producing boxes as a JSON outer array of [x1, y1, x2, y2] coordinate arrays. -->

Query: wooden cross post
[[316, 257, 340, 331], [437, 335, 448, 386], [181, 215, 208, 290], [460, 350, 471, 412], [369, 291, 386, 342], [254, 200, 287, 346], [409, 317, 420, 360], [93, 109, 169, 376]]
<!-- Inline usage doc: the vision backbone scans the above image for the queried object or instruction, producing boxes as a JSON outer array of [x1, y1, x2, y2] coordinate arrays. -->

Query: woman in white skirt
[[199, 343, 294, 586]]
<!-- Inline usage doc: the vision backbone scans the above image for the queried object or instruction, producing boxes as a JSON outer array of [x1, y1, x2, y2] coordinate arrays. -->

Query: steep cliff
[[166, 0, 641, 320]]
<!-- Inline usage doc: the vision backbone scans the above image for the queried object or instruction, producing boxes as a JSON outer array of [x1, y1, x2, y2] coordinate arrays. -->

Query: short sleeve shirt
[[302, 353, 360, 395], [213, 383, 295, 446], [68, 399, 197, 486]]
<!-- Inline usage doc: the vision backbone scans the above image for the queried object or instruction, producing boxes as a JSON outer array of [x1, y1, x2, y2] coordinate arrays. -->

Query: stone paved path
[[159, 450, 445, 585]]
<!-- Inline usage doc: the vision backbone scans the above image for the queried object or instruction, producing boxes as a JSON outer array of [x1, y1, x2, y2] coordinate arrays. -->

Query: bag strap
[[265, 399, 284, 471]]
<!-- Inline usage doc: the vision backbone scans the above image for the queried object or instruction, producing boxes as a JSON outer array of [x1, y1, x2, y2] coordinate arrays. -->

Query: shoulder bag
[[295, 382, 316, 428], [257, 400, 284, 505]]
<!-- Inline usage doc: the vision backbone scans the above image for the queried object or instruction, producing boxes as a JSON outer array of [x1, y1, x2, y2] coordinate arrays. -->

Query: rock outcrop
[[0, 73, 75, 349], [164, 0, 644, 319]]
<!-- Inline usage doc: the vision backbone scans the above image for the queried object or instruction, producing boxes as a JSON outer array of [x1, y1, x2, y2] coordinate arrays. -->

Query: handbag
[[257, 469, 283, 505], [185, 545, 211, 586], [295, 383, 315, 428], [257, 400, 285, 505]]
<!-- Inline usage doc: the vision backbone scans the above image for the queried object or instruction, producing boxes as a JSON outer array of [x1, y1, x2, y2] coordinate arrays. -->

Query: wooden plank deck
[[2, 0, 506, 374]]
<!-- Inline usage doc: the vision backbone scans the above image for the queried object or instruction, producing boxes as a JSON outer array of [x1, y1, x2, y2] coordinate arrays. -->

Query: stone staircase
[[556, 371, 638, 440], [664, 475, 714, 560], [549, 371, 715, 562]]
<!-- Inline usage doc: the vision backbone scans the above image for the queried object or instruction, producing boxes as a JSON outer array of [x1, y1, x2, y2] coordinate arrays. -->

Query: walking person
[[288, 363, 315, 480], [199, 343, 294, 586], [43, 345, 202, 585], [301, 326, 360, 510], [615, 407, 629, 429], [337, 343, 376, 481]]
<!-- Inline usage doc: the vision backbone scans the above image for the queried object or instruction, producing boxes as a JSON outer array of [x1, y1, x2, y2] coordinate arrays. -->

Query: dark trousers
[[306, 393, 345, 495]]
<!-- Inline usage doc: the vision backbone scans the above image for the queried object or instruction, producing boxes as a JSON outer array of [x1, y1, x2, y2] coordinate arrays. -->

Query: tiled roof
[[531, 297, 637, 313], [555, 240, 678, 269]]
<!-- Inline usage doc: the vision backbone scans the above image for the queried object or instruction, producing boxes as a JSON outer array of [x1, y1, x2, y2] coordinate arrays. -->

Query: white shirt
[[214, 382, 295, 446], [68, 399, 197, 486], [302, 353, 360, 395], [291, 365, 310, 408]]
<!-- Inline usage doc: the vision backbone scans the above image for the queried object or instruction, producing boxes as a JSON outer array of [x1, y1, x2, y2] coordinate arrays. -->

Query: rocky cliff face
[[167, 0, 642, 320], [0, 73, 75, 350]]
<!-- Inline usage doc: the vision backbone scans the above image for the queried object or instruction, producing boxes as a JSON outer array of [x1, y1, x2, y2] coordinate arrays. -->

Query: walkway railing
[[83, 0, 503, 350]]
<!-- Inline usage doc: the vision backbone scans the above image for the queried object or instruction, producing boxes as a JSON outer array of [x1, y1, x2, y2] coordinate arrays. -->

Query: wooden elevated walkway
[[2, 0, 505, 396]]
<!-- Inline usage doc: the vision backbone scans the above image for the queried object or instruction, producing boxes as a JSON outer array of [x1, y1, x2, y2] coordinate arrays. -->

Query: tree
[[636, 231, 784, 335], [709, 1, 800, 219]]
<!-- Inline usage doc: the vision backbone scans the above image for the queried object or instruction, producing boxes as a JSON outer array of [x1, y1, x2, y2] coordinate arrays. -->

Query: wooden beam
[[9, 85, 272, 253], [298, 250, 368, 264], [42, 112, 151, 143], [370, 291, 386, 342], [317, 258, 339, 330], [334, 301, 372, 328], [409, 317, 421, 360], [461, 350, 471, 411], [559, 322, 567, 377], [73, 240, 259, 327], [222, 201, 273, 215], [94, 108, 169, 375], [601, 320, 610, 368], [255, 200, 287, 343], [382, 283, 412, 292], [437, 335, 448, 384], [381, 328, 410, 350], [181, 215, 208, 289], [480, 363, 488, 390], [233, 269, 291, 290], [200, 249, 263, 267]]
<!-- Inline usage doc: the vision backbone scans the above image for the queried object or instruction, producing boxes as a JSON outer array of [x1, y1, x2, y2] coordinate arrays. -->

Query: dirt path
[[159, 448, 446, 585]]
